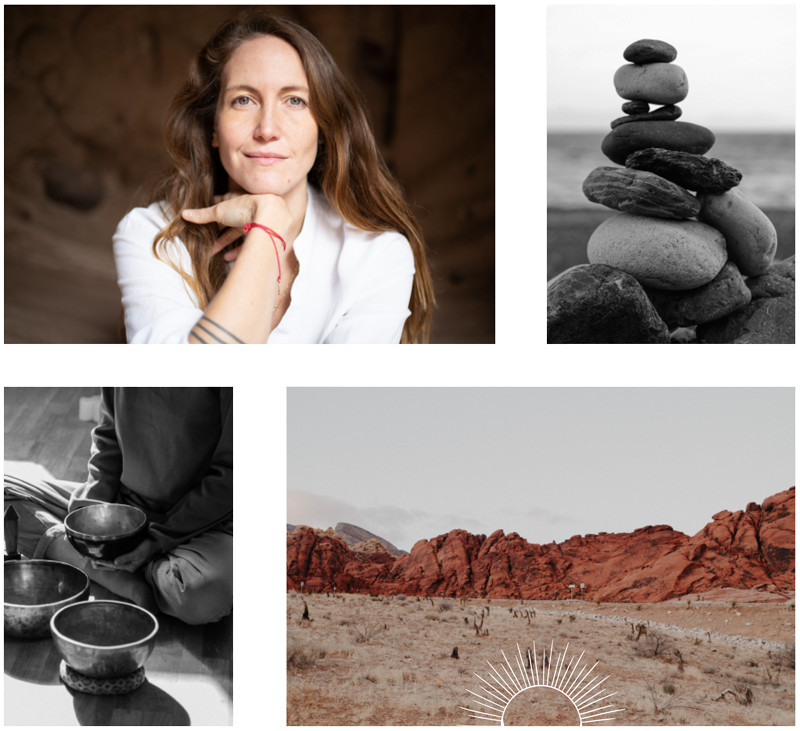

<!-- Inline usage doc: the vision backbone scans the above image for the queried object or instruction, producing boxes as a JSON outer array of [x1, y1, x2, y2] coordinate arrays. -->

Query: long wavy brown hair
[[148, 9, 434, 342]]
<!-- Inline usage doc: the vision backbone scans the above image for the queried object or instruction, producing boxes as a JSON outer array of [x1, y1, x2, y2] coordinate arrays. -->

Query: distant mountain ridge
[[334, 522, 407, 556], [287, 488, 795, 603], [286, 522, 407, 556]]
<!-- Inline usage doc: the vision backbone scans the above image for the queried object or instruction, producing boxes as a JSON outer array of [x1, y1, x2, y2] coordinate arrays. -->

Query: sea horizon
[[548, 130, 795, 210]]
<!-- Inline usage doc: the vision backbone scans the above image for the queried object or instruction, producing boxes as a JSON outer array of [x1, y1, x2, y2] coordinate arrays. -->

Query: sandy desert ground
[[287, 592, 794, 726]]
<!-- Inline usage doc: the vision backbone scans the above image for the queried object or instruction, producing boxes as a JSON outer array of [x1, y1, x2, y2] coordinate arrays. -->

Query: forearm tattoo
[[190, 315, 245, 344]]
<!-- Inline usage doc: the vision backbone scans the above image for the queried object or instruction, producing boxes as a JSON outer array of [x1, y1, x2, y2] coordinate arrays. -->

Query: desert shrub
[[568, 614, 576, 623], [439, 600, 453, 612], [287, 640, 325, 671], [777, 643, 795, 669], [733, 681, 754, 706], [351, 621, 385, 644], [396, 594, 406, 601], [338, 618, 355, 626], [636, 604, 642, 611], [425, 613, 440, 621], [729, 600, 738, 610], [556, 618, 563, 625], [662, 681, 676, 695], [693, 637, 702, 646], [701, 665, 717, 675], [635, 629, 674, 658], [402, 670, 417, 683]]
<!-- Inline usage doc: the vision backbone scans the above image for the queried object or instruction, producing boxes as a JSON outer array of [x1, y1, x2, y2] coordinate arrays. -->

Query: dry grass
[[287, 594, 795, 725]]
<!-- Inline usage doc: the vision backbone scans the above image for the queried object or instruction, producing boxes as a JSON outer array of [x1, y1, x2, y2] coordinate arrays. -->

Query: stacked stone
[[548, 39, 793, 344]]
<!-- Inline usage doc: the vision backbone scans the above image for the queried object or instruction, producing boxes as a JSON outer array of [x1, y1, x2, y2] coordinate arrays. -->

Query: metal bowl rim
[[3, 559, 90, 609], [50, 599, 159, 649], [64, 504, 148, 541]]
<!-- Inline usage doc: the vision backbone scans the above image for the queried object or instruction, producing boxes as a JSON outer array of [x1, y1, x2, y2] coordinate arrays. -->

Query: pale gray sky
[[287, 388, 795, 553], [548, 5, 796, 132]]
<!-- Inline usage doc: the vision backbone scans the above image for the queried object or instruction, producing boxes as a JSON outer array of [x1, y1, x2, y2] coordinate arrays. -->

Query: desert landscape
[[287, 488, 794, 725], [287, 592, 794, 725]]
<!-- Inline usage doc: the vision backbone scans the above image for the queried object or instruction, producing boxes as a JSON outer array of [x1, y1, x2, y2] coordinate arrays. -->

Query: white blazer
[[113, 185, 415, 343]]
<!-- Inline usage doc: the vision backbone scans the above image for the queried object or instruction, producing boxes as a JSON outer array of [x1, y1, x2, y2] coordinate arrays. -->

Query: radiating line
[[463, 640, 624, 725]]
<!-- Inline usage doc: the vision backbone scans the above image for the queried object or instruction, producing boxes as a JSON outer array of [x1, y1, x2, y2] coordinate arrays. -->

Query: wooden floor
[[4, 387, 100, 481], [4, 388, 233, 725]]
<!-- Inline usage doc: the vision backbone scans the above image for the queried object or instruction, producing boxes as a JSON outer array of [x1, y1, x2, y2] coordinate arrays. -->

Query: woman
[[114, 10, 434, 343]]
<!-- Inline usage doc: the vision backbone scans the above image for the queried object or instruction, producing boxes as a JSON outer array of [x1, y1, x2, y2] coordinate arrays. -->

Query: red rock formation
[[287, 488, 794, 602]]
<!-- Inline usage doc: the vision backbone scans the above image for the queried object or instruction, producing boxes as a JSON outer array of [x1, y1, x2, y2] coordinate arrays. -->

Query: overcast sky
[[547, 5, 795, 132], [287, 388, 795, 553]]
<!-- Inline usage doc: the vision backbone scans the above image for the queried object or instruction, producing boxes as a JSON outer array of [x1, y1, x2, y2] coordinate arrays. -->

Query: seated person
[[4, 387, 232, 625]]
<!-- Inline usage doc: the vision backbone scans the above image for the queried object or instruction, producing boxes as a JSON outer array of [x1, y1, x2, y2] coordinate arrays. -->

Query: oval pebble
[[614, 63, 688, 104], [623, 39, 678, 64], [697, 189, 777, 276], [602, 121, 715, 165], [582, 166, 700, 219], [644, 262, 751, 327], [622, 101, 649, 115], [610, 104, 682, 129], [587, 213, 728, 290]]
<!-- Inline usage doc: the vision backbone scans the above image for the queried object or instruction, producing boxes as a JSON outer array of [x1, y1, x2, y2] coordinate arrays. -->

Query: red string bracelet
[[243, 223, 287, 290]]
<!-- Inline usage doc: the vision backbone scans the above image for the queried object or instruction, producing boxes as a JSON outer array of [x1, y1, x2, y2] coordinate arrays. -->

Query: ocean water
[[548, 132, 795, 209]]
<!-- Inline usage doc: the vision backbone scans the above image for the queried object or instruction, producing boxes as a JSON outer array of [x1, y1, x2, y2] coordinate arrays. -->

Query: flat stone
[[623, 39, 678, 65], [587, 213, 727, 290], [697, 295, 795, 344], [602, 121, 715, 165], [611, 105, 682, 129], [622, 101, 649, 115], [547, 264, 670, 343], [644, 262, 751, 328], [626, 148, 742, 193], [582, 166, 700, 219], [614, 63, 688, 105], [746, 256, 795, 300], [697, 189, 777, 276]]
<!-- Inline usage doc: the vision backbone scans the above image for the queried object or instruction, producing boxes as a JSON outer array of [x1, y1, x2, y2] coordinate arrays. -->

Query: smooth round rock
[[614, 63, 688, 104], [587, 213, 728, 290], [623, 39, 677, 64], [626, 148, 742, 193], [622, 101, 649, 115], [696, 189, 777, 276], [582, 166, 700, 219], [602, 121, 715, 165], [547, 264, 670, 343], [611, 104, 682, 129], [697, 295, 795, 344], [643, 262, 751, 328]]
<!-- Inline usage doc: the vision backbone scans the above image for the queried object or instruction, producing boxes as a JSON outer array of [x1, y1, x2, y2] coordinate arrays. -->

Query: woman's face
[[215, 35, 319, 203]]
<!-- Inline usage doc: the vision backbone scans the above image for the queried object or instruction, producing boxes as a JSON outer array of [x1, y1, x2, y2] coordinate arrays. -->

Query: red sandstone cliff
[[286, 488, 794, 602]]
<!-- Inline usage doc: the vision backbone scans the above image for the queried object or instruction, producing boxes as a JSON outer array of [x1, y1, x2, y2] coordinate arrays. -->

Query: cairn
[[548, 39, 794, 344]]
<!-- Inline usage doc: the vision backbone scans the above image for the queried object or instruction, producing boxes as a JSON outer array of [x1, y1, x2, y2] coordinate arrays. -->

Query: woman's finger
[[224, 245, 244, 262], [212, 227, 243, 256], [182, 206, 217, 224]]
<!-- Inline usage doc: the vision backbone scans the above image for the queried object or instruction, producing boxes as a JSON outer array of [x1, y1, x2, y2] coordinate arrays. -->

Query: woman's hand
[[91, 536, 161, 573], [182, 193, 294, 262]]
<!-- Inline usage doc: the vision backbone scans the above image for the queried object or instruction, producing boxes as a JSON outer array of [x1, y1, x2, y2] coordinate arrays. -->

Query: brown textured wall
[[5, 5, 494, 343]]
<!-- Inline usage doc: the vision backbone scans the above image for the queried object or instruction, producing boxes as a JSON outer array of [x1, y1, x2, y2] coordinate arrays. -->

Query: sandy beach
[[547, 208, 795, 281]]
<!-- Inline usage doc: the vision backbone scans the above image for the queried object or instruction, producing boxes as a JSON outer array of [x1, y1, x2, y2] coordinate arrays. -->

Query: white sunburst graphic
[[461, 641, 625, 725]]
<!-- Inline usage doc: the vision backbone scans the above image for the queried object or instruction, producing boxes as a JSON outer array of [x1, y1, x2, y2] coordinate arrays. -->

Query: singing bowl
[[51, 600, 159, 678], [64, 504, 148, 560], [4, 560, 91, 638]]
